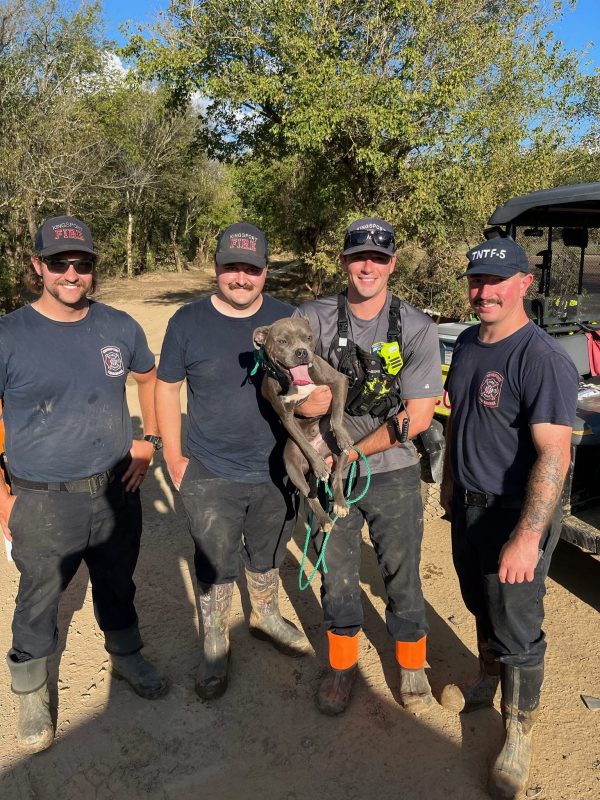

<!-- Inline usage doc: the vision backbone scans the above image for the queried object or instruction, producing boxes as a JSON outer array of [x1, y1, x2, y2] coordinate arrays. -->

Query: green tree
[[127, 0, 586, 250]]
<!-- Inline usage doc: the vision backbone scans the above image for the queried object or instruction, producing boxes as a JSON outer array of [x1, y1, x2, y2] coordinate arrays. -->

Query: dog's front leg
[[330, 450, 350, 518]]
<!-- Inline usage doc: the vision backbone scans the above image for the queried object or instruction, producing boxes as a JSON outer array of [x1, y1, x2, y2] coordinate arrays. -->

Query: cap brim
[[216, 253, 266, 269], [39, 243, 97, 257], [342, 243, 395, 257], [460, 265, 524, 278]]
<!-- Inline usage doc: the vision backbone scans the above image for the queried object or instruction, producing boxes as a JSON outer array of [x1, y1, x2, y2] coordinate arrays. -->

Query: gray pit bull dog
[[253, 317, 354, 532]]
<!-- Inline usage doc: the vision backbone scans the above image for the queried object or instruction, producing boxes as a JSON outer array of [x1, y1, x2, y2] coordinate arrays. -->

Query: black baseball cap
[[215, 222, 268, 269], [34, 216, 97, 257], [461, 238, 530, 278], [342, 217, 396, 257]]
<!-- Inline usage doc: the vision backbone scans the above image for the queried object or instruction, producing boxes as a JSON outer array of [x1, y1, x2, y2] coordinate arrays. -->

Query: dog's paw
[[333, 501, 349, 518], [334, 432, 354, 454], [321, 519, 334, 533], [311, 458, 331, 481]]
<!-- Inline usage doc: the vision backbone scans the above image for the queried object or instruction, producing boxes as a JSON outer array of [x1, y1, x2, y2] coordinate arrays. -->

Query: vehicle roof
[[488, 182, 600, 227]]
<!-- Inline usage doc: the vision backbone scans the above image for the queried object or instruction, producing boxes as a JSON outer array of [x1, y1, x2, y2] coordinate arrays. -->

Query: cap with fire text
[[215, 222, 268, 269], [34, 216, 97, 257]]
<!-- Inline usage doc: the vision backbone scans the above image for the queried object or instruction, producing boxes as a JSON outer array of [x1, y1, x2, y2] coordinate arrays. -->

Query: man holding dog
[[155, 222, 310, 701], [0, 215, 168, 754], [439, 238, 578, 799], [295, 218, 443, 715]]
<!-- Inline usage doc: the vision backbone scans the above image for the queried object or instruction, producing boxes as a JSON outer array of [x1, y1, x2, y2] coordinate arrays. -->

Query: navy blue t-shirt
[[157, 295, 293, 482], [447, 321, 578, 495], [0, 301, 155, 481]]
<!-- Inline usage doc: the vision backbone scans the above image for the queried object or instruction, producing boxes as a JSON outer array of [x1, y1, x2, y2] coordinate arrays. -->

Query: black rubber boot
[[196, 582, 233, 700], [399, 667, 436, 715], [105, 625, 169, 699], [440, 620, 500, 713], [488, 662, 544, 800], [7, 653, 54, 754], [109, 652, 169, 699], [246, 568, 311, 657], [316, 665, 358, 716]]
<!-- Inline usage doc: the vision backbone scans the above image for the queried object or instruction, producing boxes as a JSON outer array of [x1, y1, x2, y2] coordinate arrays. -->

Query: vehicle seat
[[556, 333, 590, 378]]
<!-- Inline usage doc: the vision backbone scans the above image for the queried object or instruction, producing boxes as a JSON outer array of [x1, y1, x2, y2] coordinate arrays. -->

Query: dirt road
[[1, 266, 598, 800]]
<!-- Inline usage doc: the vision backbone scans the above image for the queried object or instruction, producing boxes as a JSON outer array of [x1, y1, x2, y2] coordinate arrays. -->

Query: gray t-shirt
[[295, 293, 443, 474], [0, 301, 154, 481]]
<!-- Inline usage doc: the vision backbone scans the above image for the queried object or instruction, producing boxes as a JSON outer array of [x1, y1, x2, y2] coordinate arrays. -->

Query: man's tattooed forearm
[[520, 444, 565, 535]]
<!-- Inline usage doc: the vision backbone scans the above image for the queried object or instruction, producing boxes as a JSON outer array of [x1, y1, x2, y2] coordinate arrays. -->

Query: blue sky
[[102, 0, 599, 67]]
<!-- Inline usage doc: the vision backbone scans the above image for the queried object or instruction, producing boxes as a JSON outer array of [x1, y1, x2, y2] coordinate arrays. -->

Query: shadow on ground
[[0, 419, 498, 800]]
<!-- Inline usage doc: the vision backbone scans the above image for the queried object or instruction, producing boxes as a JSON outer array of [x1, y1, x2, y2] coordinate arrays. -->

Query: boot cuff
[[7, 652, 48, 694]]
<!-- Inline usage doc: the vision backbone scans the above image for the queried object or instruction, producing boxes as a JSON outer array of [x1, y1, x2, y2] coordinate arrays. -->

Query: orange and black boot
[[316, 631, 359, 716], [396, 636, 435, 715]]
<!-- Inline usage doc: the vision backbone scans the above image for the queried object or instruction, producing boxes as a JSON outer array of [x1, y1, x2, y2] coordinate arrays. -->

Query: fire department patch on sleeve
[[479, 371, 504, 408], [101, 346, 125, 377]]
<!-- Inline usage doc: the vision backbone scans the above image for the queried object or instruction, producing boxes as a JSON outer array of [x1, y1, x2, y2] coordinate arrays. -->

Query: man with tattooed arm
[[439, 238, 578, 800]]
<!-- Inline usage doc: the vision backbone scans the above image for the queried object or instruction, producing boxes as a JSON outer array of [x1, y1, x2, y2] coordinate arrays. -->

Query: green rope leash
[[298, 447, 371, 591], [250, 346, 267, 377]]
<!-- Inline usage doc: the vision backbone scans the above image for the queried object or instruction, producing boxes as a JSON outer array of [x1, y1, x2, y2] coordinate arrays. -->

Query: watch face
[[144, 435, 163, 451]]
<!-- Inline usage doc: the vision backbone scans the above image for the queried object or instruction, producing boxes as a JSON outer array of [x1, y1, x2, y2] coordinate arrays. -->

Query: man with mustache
[[156, 222, 310, 701], [0, 216, 168, 754], [440, 237, 578, 799]]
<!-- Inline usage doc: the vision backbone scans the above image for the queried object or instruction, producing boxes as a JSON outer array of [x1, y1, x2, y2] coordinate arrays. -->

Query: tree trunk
[[171, 223, 183, 273], [127, 210, 134, 279]]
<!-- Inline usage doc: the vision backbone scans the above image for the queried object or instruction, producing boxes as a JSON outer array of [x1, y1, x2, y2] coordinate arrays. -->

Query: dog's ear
[[253, 325, 271, 349]]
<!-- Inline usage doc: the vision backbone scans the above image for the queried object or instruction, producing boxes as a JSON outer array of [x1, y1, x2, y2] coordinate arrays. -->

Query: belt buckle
[[465, 490, 487, 508], [89, 472, 106, 494]]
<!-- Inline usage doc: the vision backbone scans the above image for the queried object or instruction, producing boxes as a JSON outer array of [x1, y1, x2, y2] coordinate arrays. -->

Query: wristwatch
[[143, 434, 163, 451]]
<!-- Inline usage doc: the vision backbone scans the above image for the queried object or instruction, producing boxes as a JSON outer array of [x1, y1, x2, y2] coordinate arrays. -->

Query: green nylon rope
[[298, 447, 371, 591]]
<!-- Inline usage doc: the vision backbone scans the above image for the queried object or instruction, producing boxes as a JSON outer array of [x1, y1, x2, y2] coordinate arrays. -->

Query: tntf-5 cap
[[462, 237, 530, 278], [215, 222, 268, 269], [35, 216, 97, 257]]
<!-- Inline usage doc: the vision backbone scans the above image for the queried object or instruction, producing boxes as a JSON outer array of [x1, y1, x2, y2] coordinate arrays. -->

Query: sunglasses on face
[[43, 257, 96, 275], [344, 229, 396, 250]]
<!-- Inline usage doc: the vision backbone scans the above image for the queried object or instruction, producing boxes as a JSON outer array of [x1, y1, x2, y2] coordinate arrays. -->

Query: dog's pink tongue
[[289, 365, 312, 386]]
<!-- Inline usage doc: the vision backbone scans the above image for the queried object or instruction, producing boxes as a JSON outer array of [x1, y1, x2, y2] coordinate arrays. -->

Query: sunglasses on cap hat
[[43, 256, 96, 275], [343, 229, 396, 250]]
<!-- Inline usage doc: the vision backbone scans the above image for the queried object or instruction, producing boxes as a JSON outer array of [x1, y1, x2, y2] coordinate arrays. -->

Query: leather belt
[[462, 489, 523, 510], [11, 455, 131, 495]]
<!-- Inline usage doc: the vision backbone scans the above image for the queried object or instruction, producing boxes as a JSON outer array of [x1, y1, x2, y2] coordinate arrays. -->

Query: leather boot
[[488, 662, 544, 800], [196, 582, 233, 700], [245, 568, 311, 657], [7, 653, 54, 754], [396, 637, 435, 715], [109, 652, 169, 699], [316, 631, 359, 716], [440, 624, 500, 713]]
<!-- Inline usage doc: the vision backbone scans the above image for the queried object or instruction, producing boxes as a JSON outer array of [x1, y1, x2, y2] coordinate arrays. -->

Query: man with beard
[[440, 238, 578, 799], [0, 216, 168, 754], [156, 222, 310, 701]]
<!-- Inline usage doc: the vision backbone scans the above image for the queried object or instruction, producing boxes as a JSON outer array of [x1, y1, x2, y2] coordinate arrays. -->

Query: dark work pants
[[9, 476, 142, 661], [312, 463, 429, 642], [451, 489, 562, 668], [178, 457, 295, 585]]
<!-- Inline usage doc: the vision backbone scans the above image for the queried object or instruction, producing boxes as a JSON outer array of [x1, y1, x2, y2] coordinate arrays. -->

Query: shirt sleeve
[[157, 315, 187, 383], [129, 319, 155, 374], [522, 350, 579, 426], [399, 315, 444, 399]]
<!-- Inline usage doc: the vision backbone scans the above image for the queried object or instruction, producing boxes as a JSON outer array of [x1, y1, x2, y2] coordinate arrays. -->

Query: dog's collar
[[251, 346, 291, 392]]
